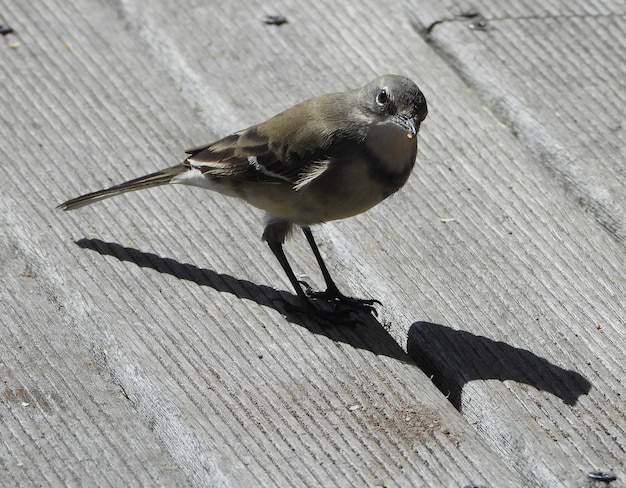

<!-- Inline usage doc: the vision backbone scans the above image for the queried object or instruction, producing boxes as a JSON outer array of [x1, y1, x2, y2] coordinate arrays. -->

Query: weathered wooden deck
[[1, 0, 624, 486]]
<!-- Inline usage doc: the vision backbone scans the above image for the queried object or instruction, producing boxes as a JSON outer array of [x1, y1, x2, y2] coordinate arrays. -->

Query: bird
[[58, 74, 428, 320]]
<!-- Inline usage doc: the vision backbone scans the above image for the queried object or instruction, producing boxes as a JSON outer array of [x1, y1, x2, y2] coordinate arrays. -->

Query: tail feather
[[57, 165, 188, 211]]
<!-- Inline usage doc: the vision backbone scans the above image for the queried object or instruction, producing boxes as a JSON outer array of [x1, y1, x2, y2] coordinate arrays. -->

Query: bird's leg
[[267, 236, 376, 326], [266, 238, 310, 303], [301, 227, 380, 314], [266, 239, 361, 324], [263, 219, 378, 322]]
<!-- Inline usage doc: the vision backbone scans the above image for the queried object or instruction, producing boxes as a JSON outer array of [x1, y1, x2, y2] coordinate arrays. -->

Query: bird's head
[[355, 74, 428, 139]]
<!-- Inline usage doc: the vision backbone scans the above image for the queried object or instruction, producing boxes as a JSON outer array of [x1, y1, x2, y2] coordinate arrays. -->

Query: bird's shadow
[[407, 322, 591, 408], [75, 238, 411, 363], [75, 238, 591, 407]]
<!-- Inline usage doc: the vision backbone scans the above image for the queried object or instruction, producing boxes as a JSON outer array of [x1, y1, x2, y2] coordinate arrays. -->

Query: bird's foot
[[299, 281, 381, 317], [272, 288, 379, 327]]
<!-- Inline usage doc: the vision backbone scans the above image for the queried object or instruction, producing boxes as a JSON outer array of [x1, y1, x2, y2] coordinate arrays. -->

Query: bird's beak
[[396, 115, 418, 138]]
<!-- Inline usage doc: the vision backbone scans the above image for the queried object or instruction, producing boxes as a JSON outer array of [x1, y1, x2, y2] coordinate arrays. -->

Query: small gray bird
[[59, 74, 427, 319]]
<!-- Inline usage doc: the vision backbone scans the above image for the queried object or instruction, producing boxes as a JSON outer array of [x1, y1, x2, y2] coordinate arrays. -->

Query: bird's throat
[[365, 121, 417, 174]]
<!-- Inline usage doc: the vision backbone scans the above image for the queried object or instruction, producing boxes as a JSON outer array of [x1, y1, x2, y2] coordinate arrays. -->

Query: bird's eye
[[376, 88, 388, 106]]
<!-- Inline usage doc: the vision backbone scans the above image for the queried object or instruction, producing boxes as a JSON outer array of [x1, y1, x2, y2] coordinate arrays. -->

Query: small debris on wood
[[458, 10, 480, 18], [587, 470, 616, 482], [263, 14, 288, 26], [468, 15, 489, 31], [424, 9, 489, 36], [458, 10, 489, 31], [0, 24, 14, 35]]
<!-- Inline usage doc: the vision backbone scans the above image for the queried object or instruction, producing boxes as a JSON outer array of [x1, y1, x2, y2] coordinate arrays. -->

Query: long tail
[[57, 165, 188, 211]]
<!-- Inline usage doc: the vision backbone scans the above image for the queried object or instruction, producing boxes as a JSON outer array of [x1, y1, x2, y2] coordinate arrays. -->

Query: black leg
[[301, 227, 341, 295], [266, 239, 309, 301], [266, 235, 377, 324], [300, 227, 380, 313], [266, 238, 351, 324]]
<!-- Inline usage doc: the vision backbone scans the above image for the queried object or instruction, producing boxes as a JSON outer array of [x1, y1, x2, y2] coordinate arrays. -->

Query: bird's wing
[[185, 124, 331, 187]]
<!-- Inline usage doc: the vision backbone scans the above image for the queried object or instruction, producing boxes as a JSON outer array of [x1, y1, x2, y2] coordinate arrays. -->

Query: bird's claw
[[297, 280, 381, 318], [272, 290, 376, 327]]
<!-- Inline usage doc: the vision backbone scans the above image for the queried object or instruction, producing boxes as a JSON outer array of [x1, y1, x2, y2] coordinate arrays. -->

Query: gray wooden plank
[[1, 0, 531, 486], [2, 0, 624, 486], [104, 0, 626, 486], [0, 226, 192, 486], [407, 1, 626, 486], [414, 1, 626, 243]]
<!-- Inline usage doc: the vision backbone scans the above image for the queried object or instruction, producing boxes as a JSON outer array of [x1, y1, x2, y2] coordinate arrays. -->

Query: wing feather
[[185, 126, 331, 186], [183, 95, 359, 188]]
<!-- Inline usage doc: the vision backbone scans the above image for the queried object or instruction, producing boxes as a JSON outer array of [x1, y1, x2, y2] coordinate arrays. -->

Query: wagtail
[[59, 75, 428, 319]]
